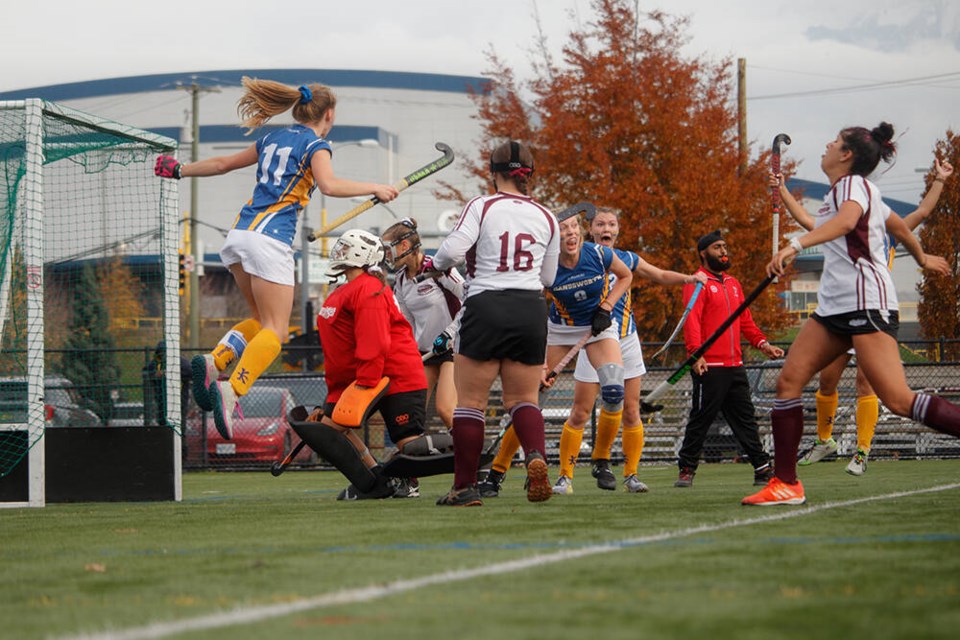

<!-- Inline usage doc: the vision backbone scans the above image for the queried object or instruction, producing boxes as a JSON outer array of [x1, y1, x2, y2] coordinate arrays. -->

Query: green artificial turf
[[4, 460, 959, 640]]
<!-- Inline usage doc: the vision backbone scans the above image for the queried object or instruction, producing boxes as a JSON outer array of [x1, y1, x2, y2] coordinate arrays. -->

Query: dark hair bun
[[871, 122, 896, 161]]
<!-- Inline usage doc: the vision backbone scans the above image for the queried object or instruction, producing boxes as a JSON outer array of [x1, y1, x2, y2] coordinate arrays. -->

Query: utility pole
[[179, 79, 219, 350], [737, 58, 747, 176]]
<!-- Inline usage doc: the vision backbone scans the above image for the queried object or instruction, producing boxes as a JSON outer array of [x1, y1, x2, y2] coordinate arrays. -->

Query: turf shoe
[[753, 463, 774, 486], [741, 477, 806, 506], [525, 452, 552, 502], [552, 475, 574, 495], [798, 437, 838, 466], [591, 459, 617, 491], [846, 449, 868, 476], [436, 485, 483, 507], [392, 478, 420, 498], [338, 476, 397, 501], [210, 380, 240, 441], [478, 469, 504, 498], [191, 354, 218, 412], [623, 474, 649, 493], [674, 466, 695, 488]]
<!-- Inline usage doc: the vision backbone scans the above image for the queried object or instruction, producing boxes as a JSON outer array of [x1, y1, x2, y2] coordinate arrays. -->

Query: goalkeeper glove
[[155, 155, 182, 179], [591, 306, 612, 336], [432, 331, 453, 356]]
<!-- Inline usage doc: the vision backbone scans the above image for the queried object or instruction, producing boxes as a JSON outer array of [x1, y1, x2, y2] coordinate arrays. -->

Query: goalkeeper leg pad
[[290, 419, 378, 492], [401, 432, 454, 456], [332, 377, 391, 428]]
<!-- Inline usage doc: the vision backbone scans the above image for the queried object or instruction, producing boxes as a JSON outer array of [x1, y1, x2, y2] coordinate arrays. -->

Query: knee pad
[[289, 418, 377, 492], [597, 363, 625, 412], [400, 431, 454, 456]]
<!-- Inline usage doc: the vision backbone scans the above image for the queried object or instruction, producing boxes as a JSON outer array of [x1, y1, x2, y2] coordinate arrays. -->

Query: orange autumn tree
[[917, 130, 960, 358], [445, 0, 793, 343]]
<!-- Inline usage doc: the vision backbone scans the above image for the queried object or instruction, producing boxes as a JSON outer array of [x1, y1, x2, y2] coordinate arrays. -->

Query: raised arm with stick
[[308, 142, 455, 241]]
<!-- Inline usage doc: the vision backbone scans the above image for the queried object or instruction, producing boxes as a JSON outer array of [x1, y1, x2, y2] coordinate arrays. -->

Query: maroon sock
[[451, 407, 485, 489], [912, 393, 960, 438], [510, 402, 546, 458], [772, 398, 804, 484]]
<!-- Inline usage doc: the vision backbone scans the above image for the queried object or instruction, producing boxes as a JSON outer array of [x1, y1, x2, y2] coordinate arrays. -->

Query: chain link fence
[[19, 340, 960, 471]]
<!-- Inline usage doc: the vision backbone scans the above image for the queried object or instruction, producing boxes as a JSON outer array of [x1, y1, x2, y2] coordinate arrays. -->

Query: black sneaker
[[591, 459, 617, 491], [337, 475, 397, 501], [674, 466, 696, 488], [478, 469, 505, 498], [392, 478, 420, 498], [753, 463, 774, 486], [436, 485, 483, 507]]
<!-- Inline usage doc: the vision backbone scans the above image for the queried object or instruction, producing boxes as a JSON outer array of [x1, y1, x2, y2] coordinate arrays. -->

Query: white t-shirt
[[432, 192, 559, 297], [393, 267, 464, 352], [814, 175, 898, 316]]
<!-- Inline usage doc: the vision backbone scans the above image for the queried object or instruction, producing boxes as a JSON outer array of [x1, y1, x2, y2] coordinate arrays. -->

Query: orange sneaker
[[525, 452, 552, 503], [741, 477, 806, 506]]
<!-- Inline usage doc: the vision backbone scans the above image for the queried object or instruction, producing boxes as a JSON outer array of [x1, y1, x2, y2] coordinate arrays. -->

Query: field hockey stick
[[649, 282, 703, 361], [488, 330, 594, 453], [556, 201, 596, 222], [770, 133, 791, 282], [641, 273, 777, 410], [307, 142, 455, 242], [270, 439, 308, 477]]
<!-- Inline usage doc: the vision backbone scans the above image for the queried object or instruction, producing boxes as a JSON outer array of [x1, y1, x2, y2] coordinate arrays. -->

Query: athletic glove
[[591, 306, 612, 336], [432, 331, 453, 356], [154, 155, 182, 179]]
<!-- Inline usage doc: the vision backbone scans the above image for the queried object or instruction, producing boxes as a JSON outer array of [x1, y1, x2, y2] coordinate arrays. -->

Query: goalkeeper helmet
[[326, 229, 386, 277]]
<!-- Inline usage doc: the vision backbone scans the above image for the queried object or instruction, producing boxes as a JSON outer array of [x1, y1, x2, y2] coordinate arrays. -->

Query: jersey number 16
[[496, 232, 536, 272]]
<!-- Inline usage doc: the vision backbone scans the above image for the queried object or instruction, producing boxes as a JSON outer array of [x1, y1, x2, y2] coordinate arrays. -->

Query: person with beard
[[674, 230, 784, 488]]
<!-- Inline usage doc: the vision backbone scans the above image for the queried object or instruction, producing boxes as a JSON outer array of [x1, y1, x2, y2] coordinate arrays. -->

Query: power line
[[749, 70, 960, 101]]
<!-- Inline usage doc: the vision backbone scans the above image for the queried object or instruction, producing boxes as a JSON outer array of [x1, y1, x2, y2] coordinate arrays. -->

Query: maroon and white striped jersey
[[814, 175, 897, 316], [393, 267, 464, 352], [433, 192, 559, 298]]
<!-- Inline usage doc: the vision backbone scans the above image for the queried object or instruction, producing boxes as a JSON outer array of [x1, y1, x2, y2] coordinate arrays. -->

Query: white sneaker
[[623, 474, 649, 493], [191, 354, 218, 412], [846, 449, 868, 476], [798, 437, 838, 466], [552, 475, 574, 495], [211, 381, 240, 440]]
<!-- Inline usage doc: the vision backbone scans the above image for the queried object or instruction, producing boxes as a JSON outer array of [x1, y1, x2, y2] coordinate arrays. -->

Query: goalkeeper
[[303, 229, 452, 500]]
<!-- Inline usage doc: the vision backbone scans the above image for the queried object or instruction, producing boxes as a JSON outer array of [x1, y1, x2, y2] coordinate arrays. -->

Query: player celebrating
[[772, 157, 954, 475], [429, 140, 560, 506], [744, 122, 959, 506], [155, 77, 397, 440]]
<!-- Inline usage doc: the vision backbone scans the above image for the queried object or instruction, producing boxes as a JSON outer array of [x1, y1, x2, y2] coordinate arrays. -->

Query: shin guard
[[855, 395, 879, 451], [213, 318, 262, 371], [491, 426, 521, 474], [290, 418, 378, 492], [230, 328, 281, 396], [815, 390, 839, 442]]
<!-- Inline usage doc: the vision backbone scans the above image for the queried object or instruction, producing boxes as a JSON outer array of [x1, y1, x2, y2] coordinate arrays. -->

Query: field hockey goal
[[0, 99, 181, 507]]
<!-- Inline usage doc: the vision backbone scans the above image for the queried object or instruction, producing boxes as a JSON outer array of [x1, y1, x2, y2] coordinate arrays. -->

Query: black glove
[[432, 331, 453, 356], [591, 306, 612, 336]]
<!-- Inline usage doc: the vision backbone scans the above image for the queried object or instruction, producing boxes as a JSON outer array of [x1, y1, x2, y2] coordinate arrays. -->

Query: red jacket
[[682, 267, 768, 368], [317, 273, 427, 403]]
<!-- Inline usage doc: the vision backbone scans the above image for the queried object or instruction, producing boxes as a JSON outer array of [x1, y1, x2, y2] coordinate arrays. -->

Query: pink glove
[[154, 155, 182, 179]]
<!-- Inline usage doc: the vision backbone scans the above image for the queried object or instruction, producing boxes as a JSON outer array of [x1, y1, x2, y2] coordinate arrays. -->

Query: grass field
[[4, 460, 960, 640]]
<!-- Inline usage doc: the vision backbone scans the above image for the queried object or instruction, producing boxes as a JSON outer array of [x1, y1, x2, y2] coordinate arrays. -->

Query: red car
[[185, 386, 315, 466]]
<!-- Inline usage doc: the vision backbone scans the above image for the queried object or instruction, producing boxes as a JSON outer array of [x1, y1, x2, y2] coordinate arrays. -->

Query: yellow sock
[[815, 390, 839, 442], [559, 422, 584, 478], [491, 426, 521, 474], [621, 422, 644, 477], [229, 328, 281, 396], [856, 395, 878, 452], [591, 407, 622, 461], [213, 318, 262, 371]]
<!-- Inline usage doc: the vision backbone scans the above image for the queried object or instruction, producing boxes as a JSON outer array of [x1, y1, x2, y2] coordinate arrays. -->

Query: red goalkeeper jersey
[[317, 273, 427, 403]]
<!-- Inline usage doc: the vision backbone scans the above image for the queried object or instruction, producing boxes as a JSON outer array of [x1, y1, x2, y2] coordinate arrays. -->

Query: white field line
[[58, 482, 960, 640]]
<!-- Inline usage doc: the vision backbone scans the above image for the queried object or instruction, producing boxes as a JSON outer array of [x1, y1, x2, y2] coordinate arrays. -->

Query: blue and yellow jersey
[[610, 248, 639, 337], [547, 242, 613, 326], [232, 124, 332, 246]]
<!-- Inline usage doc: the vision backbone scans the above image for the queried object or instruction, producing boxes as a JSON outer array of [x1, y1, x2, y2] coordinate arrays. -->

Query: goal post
[[0, 99, 180, 507]]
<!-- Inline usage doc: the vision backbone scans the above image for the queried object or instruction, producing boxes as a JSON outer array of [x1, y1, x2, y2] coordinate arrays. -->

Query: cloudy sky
[[3, 0, 958, 203]]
